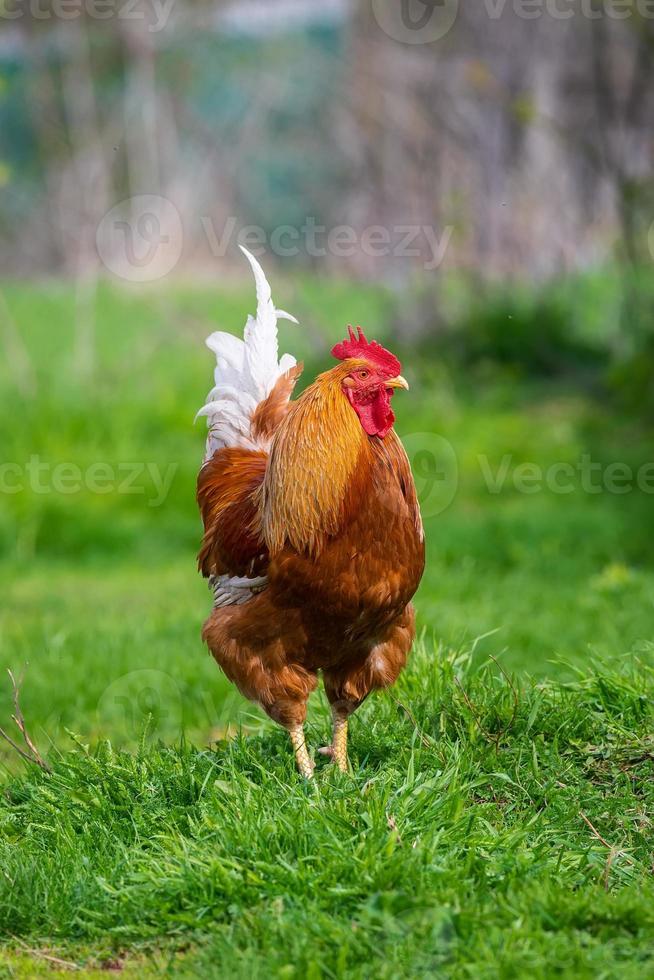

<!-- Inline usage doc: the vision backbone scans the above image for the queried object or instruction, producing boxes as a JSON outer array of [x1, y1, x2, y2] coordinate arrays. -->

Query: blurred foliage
[[443, 291, 604, 378], [396, 266, 654, 417], [609, 342, 654, 420], [1, 5, 652, 289]]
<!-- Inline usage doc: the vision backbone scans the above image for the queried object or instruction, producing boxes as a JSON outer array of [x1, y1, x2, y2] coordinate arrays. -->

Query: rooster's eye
[[358, 370, 370, 380]]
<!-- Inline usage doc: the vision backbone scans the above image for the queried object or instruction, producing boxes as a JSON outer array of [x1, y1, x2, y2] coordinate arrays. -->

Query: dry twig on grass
[[15, 942, 80, 972], [0, 668, 51, 773], [579, 810, 634, 890]]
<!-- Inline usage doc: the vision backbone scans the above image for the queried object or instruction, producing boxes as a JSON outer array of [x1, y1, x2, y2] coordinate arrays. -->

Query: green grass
[[1, 649, 654, 977], [1, 277, 654, 976]]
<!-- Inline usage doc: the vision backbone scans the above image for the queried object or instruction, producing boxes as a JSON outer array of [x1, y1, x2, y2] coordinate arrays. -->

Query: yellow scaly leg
[[288, 724, 314, 779], [318, 706, 349, 772]]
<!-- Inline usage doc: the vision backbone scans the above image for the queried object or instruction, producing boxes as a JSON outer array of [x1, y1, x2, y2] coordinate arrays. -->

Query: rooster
[[197, 248, 424, 777]]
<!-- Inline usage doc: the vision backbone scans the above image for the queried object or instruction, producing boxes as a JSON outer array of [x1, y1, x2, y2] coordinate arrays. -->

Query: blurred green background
[[0, 0, 653, 752]]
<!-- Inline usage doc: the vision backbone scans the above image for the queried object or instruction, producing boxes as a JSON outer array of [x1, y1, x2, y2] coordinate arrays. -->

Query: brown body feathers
[[198, 363, 425, 728]]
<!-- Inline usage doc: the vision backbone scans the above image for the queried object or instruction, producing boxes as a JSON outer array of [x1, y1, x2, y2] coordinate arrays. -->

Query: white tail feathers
[[197, 246, 298, 460]]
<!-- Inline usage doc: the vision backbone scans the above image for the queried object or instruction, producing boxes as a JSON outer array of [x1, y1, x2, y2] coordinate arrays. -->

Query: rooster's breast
[[268, 446, 425, 642]]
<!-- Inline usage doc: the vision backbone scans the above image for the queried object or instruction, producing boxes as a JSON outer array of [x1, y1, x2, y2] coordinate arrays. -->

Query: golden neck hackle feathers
[[260, 361, 373, 556]]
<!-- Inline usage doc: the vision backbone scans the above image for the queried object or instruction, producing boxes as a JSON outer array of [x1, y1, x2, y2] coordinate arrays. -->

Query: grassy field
[[1, 278, 653, 976]]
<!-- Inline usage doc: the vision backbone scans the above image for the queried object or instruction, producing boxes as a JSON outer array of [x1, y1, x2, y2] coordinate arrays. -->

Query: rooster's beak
[[386, 375, 409, 391]]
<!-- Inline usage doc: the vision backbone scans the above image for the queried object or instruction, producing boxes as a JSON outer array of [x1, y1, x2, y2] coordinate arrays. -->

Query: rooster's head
[[331, 326, 408, 439]]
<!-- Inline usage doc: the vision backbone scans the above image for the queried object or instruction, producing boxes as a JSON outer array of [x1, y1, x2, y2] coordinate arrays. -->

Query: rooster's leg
[[318, 706, 349, 772], [288, 724, 314, 779]]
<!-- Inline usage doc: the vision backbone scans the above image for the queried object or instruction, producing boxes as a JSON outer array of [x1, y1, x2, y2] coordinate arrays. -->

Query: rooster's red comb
[[331, 325, 401, 377]]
